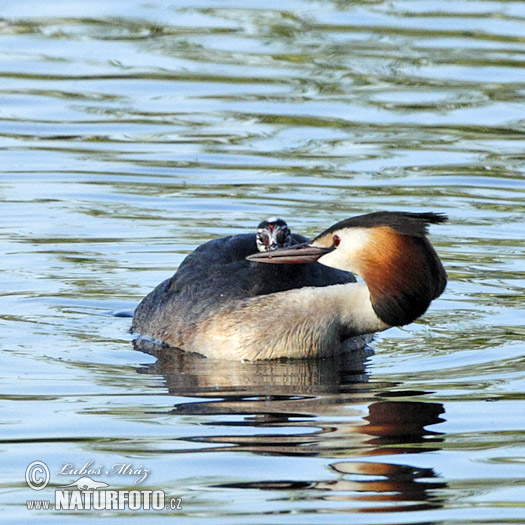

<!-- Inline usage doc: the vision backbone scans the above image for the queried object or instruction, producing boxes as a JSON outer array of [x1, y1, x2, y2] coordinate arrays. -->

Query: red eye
[[333, 235, 341, 247]]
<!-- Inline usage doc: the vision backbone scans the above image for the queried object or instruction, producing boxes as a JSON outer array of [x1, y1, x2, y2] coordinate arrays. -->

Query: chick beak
[[247, 242, 334, 264]]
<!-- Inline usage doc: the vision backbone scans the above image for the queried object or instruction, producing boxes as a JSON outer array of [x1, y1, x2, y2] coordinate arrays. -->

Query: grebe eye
[[333, 235, 341, 247]]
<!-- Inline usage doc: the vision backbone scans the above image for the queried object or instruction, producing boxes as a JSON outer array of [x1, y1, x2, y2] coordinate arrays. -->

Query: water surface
[[1, 0, 524, 523]]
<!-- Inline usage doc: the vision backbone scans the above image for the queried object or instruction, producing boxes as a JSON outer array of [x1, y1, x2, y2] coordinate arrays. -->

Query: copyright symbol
[[25, 461, 50, 491]]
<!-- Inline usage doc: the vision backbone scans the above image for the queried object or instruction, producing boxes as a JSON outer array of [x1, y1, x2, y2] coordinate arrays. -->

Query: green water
[[1, 1, 524, 523]]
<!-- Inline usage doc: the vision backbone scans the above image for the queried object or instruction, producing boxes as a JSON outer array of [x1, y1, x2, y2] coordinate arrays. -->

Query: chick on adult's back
[[133, 212, 446, 360]]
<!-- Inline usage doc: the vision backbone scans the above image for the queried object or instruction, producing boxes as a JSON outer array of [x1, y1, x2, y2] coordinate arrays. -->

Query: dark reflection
[[220, 461, 446, 513], [134, 339, 447, 512], [134, 338, 372, 396]]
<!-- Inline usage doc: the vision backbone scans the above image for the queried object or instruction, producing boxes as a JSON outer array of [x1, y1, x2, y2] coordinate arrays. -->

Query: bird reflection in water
[[135, 342, 447, 513]]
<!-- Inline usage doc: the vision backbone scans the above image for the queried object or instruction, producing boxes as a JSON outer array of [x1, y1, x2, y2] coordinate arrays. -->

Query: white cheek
[[315, 228, 371, 272], [317, 250, 345, 271]]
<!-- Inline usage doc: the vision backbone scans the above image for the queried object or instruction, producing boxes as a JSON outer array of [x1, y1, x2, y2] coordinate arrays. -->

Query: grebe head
[[248, 212, 448, 327], [256, 217, 292, 252]]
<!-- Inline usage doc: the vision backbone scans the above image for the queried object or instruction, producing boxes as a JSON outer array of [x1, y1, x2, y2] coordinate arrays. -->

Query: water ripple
[[1, 0, 524, 523]]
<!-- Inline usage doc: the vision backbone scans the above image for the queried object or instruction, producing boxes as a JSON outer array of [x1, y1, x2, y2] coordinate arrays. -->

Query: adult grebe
[[133, 212, 446, 360], [131, 218, 355, 354]]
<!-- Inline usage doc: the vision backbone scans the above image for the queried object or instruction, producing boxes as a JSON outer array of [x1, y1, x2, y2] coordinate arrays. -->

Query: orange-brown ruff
[[132, 212, 447, 360]]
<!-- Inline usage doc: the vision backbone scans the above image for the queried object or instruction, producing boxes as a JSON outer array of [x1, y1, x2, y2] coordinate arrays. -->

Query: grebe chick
[[256, 217, 292, 252]]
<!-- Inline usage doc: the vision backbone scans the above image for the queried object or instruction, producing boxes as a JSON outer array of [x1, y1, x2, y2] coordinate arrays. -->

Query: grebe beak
[[247, 242, 334, 264]]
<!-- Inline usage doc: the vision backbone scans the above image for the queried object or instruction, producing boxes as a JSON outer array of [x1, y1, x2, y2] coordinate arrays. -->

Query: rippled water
[[1, 0, 525, 523]]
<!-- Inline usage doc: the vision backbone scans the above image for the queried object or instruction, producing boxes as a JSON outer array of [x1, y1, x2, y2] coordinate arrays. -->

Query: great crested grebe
[[133, 212, 447, 360], [131, 217, 356, 355]]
